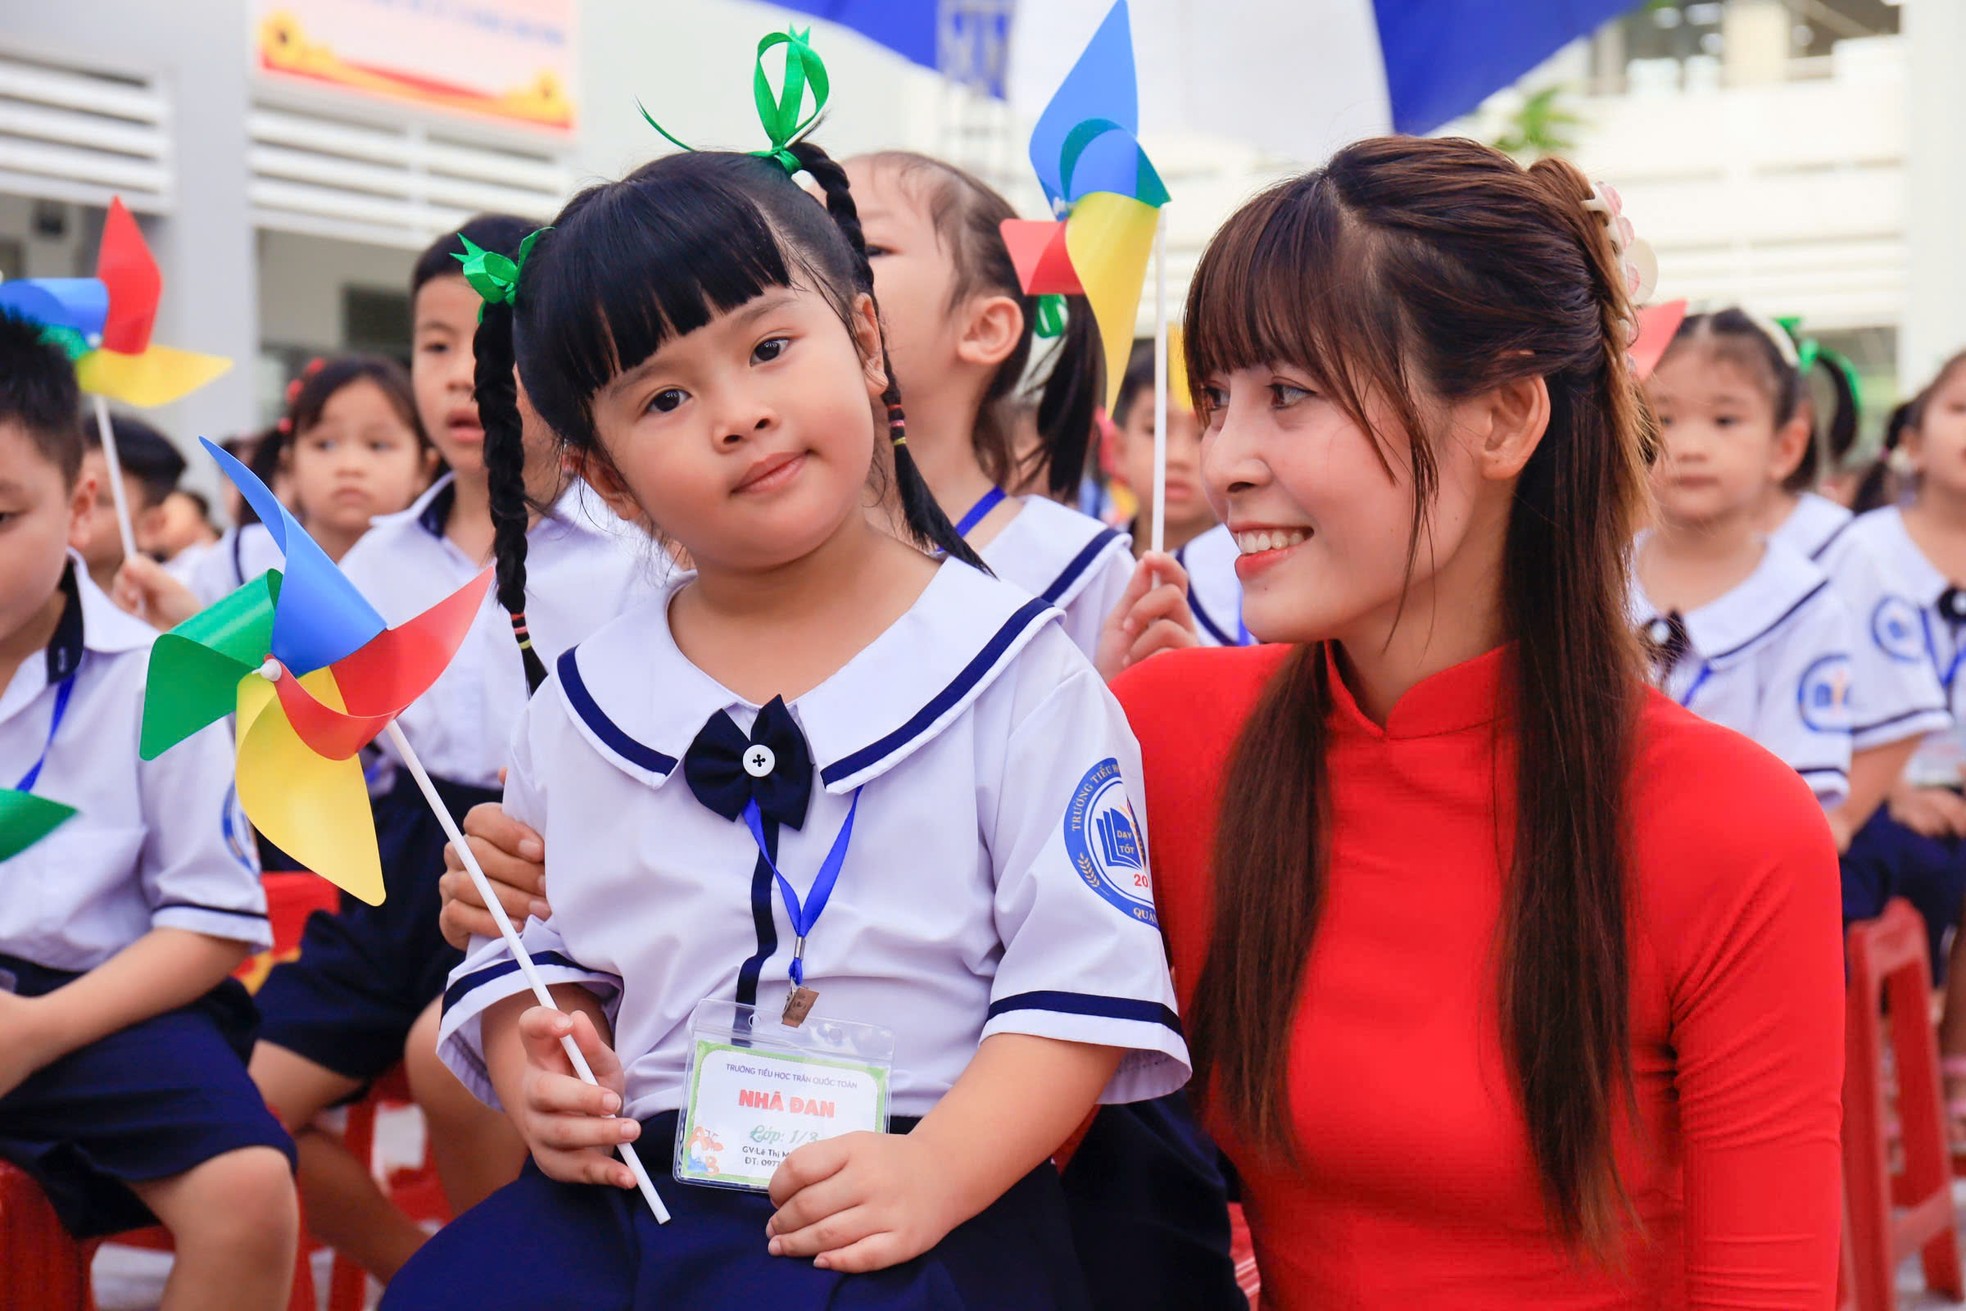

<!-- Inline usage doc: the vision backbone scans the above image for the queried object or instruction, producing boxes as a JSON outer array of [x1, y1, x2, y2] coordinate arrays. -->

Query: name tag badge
[[675, 997, 893, 1193]]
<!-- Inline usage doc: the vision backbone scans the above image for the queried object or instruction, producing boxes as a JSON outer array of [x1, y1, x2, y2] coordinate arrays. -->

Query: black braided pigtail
[[788, 140, 987, 571], [475, 297, 548, 692], [1032, 292, 1102, 498]]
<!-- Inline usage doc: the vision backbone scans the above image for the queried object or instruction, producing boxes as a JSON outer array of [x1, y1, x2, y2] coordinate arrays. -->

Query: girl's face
[[1114, 397, 1213, 542], [1200, 363, 1490, 647], [583, 285, 888, 575], [1906, 365, 1966, 498], [1646, 347, 1799, 527], [284, 378, 435, 537], [844, 160, 968, 404], [412, 274, 489, 477]]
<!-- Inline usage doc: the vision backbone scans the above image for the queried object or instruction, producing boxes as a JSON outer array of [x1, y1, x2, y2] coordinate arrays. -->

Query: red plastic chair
[[1842, 898, 1964, 1311], [0, 1161, 92, 1311]]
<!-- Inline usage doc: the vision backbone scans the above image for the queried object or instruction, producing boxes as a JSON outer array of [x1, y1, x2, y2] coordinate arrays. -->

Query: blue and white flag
[[774, 0, 1635, 157]]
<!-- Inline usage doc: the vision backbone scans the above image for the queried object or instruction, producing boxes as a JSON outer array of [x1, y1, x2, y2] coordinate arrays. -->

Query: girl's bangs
[[518, 166, 800, 438]]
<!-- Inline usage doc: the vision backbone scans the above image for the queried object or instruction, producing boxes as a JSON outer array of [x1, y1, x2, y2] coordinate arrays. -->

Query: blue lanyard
[[741, 788, 861, 988], [1674, 662, 1713, 710], [955, 487, 1007, 538], [13, 676, 76, 795]]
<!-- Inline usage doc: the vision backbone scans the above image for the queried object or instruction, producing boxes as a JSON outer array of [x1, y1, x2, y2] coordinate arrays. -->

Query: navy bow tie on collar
[[1642, 611, 1691, 674], [683, 696, 813, 830]]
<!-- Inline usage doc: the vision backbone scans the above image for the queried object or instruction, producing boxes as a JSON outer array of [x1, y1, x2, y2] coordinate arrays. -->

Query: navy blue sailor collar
[[1633, 535, 1832, 670], [554, 561, 1061, 795]]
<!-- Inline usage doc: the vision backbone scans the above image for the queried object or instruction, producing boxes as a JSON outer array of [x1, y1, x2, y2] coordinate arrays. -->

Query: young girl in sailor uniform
[[842, 152, 1195, 677], [382, 122, 1187, 1309], [0, 311, 298, 1309], [246, 215, 654, 1282], [1634, 311, 1857, 807], [1841, 350, 1966, 1113]]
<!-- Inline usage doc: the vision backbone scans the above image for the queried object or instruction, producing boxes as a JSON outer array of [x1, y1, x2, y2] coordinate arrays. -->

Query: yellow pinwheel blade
[[78, 345, 233, 408], [1064, 192, 1161, 414], [235, 673, 385, 906]]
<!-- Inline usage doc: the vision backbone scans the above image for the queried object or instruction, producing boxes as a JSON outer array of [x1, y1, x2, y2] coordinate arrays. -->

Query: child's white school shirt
[[338, 475, 656, 789], [1772, 492, 1949, 752], [980, 497, 1133, 659], [1173, 524, 1251, 648], [439, 561, 1190, 1121], [1842, 507, 1966, 786], [1630, 537, 1855, 807], [0, 563, 266, 973]]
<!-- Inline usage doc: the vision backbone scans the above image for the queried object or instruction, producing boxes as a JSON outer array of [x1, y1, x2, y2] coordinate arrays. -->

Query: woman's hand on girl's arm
[[437, 803, 549, 949], [1096, 552, 1199, 682], [765, 1033, 1121, 1272], [1887, 783, 1966, 839], [482, 988, 637, 1188]]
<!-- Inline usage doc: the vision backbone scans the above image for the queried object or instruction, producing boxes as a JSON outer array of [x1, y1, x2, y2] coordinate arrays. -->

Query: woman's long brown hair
[[1183, 137, 1651, 1252]]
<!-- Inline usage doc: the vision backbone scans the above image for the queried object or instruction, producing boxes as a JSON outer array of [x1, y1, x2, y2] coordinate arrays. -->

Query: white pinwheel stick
[[1150, 208, 1169, 557], [380, 718, 672, 1223], [92, 394, 142, 572]]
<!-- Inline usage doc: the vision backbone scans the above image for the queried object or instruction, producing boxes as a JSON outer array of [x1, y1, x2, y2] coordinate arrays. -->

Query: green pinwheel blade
[[0, 791, 78, 861], [140, 570, 282, 760]]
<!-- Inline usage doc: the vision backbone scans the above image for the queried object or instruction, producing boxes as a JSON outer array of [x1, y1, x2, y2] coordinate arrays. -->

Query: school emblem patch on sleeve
[[1871, 596, 1927, 665], [1798, 654, 1854, 733], [1063, 757, 1157, 927]]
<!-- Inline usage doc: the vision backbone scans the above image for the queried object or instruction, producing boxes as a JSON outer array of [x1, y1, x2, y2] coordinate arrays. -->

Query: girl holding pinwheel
[[242, 216, 655, 1283], [384, 29, 1185, 1309], [0, 308, 299, 1310]]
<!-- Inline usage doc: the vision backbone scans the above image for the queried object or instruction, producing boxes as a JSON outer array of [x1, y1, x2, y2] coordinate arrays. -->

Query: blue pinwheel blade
[[199, 438, 384, 675], [1029, 1, 1140, 210], [0, 278, 109, 340]]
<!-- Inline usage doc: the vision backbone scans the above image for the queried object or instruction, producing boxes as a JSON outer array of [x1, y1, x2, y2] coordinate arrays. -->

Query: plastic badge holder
[[675, 997, 893, 1192]]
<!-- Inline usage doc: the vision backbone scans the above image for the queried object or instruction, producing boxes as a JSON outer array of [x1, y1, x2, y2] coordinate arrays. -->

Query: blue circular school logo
[[1062, 758, 1156, 927], [220, 783, 257, 873], [1798, 654, 1853, 733], [1872, 596, 1927, 665]]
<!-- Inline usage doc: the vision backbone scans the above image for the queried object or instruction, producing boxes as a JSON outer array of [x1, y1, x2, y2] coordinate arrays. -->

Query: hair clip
[[1033, 294, 1068, 340], [276, 416, 293, 434], [303, 356, 325, 376], [454, 228, 550, 317], [284, 377, 303, 405], [1581, 181, 1658, 307], [638, 28, 829, 178]]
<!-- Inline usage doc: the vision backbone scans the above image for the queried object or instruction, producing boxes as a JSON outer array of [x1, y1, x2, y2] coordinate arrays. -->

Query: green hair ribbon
[[1777, 315, 1864, 415], [639, 27, 829, 177], [1033, 294, 1068, 340], [453, 228, 549, 318]]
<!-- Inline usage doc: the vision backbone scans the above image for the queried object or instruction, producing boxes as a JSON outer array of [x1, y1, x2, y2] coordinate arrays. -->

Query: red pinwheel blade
[[1000, 220, 1083, 296], [276, 569, 493, 758], [1631, 300, 1688, 382], [97, 198, 161, 355]]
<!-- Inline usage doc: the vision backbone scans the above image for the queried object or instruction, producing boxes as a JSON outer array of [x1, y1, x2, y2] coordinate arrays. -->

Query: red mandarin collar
[[1323, 641, 1514, 741]]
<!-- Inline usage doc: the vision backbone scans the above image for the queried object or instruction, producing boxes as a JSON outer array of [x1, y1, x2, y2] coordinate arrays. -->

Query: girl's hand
[[111, 555, 201, 629], [1889, 785, 1966, 839], [514, 1005, 637, 1188], [766, 1131, 954, 1272], [1095, 552, 1199, 682], [0, 993, 53, 1099], [438, 803, 549, 950]]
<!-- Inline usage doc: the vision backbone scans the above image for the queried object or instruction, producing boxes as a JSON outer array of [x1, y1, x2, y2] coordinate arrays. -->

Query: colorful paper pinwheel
[[0, 788, 77, 863], [0, 197, 231, 407], [140, 440, 489, 905], [1631, 300, 1688, 381], [1001, 1, 1166, 411]]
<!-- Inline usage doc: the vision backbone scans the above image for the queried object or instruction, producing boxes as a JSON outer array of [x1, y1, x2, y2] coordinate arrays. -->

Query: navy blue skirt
[[1059, 1093, 1246, 1310], [0, 954, 295, 1238], [383, 1112, 1091, 1310], [1843, 808, 1966, 977], [255, 774, 500, 1085]]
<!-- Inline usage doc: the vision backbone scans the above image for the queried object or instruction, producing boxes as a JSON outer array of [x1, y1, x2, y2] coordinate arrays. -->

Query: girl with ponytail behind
[[248, 214, 653, 1285], [1114, 137, 1843, 1306], [387, 32, 1187, 1306]]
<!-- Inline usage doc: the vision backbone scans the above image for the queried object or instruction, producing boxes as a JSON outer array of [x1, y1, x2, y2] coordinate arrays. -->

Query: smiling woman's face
[[1200, 362, 1490, 648]]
